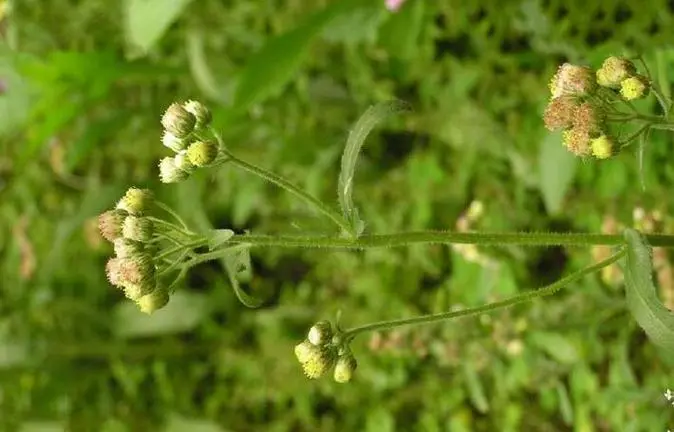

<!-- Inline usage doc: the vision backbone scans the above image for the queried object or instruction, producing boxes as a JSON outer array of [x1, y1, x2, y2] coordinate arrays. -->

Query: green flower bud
[[597, 56, 636, 88], [620, 75, 650, 101], [137, 285, 170, 314], [301, 346, 337, 380], [174, 151, 195, 174], [549, 63, 596, 98], [186, 140, 219, 167], [183, 100, 212, 130], [122, 216, 154, 243], [162, 131, 187, 153], [116, 187, 153, 215], [113, 238, 145, 258], [161, 102, 196, 139], [333, 354, 357, 383], [308, 321, 333, 346], [98, 209, 127, 242], [159, 156, 190, 183], [590, 135, 614, 159]]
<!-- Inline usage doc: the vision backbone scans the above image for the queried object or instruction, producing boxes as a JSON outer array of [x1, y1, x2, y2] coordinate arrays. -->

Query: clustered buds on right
[[294, 321, 358, 383], [543, 56, 652, 160], [159, 100, 219, 184], [98, 187, 170, 314]]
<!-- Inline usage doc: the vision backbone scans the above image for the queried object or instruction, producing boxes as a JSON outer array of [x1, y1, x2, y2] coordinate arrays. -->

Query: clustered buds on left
[[98, 187, 169, 314], [159, 100, 219, 184], [543, 57, 653, 160], [294, 321, 358, 383]]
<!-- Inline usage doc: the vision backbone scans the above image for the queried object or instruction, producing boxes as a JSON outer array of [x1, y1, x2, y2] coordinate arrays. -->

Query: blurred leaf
[[124, 0, 194, 56], [555, 380, 573, 426], [338, 100, 411, 235], [463, 362, 489, 414], [378, 0, 425, 59], [321, 4, 384, 44], [186, 30, 231, 104], [529, 332, 579, 365], [0, 340, 28, 369], [164, 415, 227, 432], [207, 229, 234, 251], [0, 44, 34, 137], [19, 422, 64, 432], [623, 228, 674, 355], [114, 291, 208, 338], [538, 132, 577, 214]]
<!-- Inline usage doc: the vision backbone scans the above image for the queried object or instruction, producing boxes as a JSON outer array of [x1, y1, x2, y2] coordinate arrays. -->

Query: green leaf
[[463, 362, 489, 414], [124, 0, 193, 56], [185, 30, 232, 104], [207, 229, 234, 251], [538, 132, 577, 214], [338, 100, 411, 235], [378, 0, 425, 59], [222, 245, 265, 308], [623, 228, 674, 355]]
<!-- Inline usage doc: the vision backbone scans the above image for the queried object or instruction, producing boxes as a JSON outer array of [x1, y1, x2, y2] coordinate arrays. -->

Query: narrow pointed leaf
[[623, 228, 674, 355], [338, 100, 411, 235], [207, 229, 234, 251]]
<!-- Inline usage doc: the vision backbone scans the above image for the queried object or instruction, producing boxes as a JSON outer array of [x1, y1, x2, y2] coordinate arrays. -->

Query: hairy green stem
[[218, 231, 674, 249], [341, 249, 626, 338]]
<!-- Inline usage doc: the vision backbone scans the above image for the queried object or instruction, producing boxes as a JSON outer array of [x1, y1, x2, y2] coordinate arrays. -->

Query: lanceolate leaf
[[338, 100, 411, 235], [623, 228, 674, 355]]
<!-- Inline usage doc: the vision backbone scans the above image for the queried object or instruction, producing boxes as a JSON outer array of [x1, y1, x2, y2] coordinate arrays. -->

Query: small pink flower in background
[[385, 0, 408, 12]]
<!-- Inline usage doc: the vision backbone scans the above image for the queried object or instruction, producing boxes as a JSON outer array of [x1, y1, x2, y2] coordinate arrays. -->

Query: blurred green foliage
[[1, 0, 674, 430]]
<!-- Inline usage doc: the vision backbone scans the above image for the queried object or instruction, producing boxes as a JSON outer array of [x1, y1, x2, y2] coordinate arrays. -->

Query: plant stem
[[209, 132, 355, 237], [156, 201, 191, 231], [341, 248, 626, 339], [220, 231, 674, 249]]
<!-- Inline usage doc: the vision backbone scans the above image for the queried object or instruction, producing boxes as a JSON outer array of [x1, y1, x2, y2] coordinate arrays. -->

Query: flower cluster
[[543, 57, 652, 160], [98, 188, 169, 314], [294, 321, 357, 383], [159, 100, 219, 183]]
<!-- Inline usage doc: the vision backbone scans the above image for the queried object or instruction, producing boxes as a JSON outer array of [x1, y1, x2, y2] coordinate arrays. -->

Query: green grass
[[1, 0, 674, 430]]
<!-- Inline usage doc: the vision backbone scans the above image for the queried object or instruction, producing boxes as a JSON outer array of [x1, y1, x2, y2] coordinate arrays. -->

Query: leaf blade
[[623, 228, 674, 355]]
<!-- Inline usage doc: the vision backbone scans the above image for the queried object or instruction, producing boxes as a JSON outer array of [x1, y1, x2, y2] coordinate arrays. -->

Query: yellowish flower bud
[[572, 102, 604, 136], [159, 156, 190, 183], [562, 128, 591, 157], [137, 285, 170, 314], [590, 135, 614, 159], [186, 141, 219, 167], [620, 75, 650, 101], [294, 340, 318, 364], [116, 187, 154, 215], [106, 257, 125, 287], [301, 346, 337, 379], [162, 131, 187, 153], [118, 254, 155, 300], [183, 100, 211, 130], [122, 216, 154, 243], [174, 151, 195, 174], [308, 321, 333, 346], [161, 102, 196, 138], [333, 354, 357, 383], [597, 56, 636, 88], [113, 238, 144, 258], [98, 209, 127, 242], [543, 95, 577, 131]]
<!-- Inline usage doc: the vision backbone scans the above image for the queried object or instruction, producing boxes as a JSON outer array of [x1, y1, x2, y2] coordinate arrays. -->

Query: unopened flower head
[[301, 346, 337, 379], [159, 156, 190, 183], [113, 238, 145, 258], [106, 257, 125, 287], [98, 209, 127, 242], [122, 216, 154, 243], [308, 321, 333, 346], [183, 100, 211, 130], [562, 127, 591, 157], [116, 187, 153, 215], [572, 102, 605, 136], [620, 75, 650, 100], [186, 140, 218, 167], [596, 56, 636, 88], [116, 254, 155, 300], [161, 102, 196, 139], [162, 131, 187, 153], [295, 340, 319, 364], [333, 353, 358, 383], [543, 95, 577, 131], [137, 285, 170, 314], [174, 151, 195, 174], [590, 135, 614, 159], [549, 63, 596, 98]]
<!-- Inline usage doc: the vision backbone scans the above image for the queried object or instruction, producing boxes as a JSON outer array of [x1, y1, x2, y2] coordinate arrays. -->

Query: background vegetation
[[1, 0, 674, 430]]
